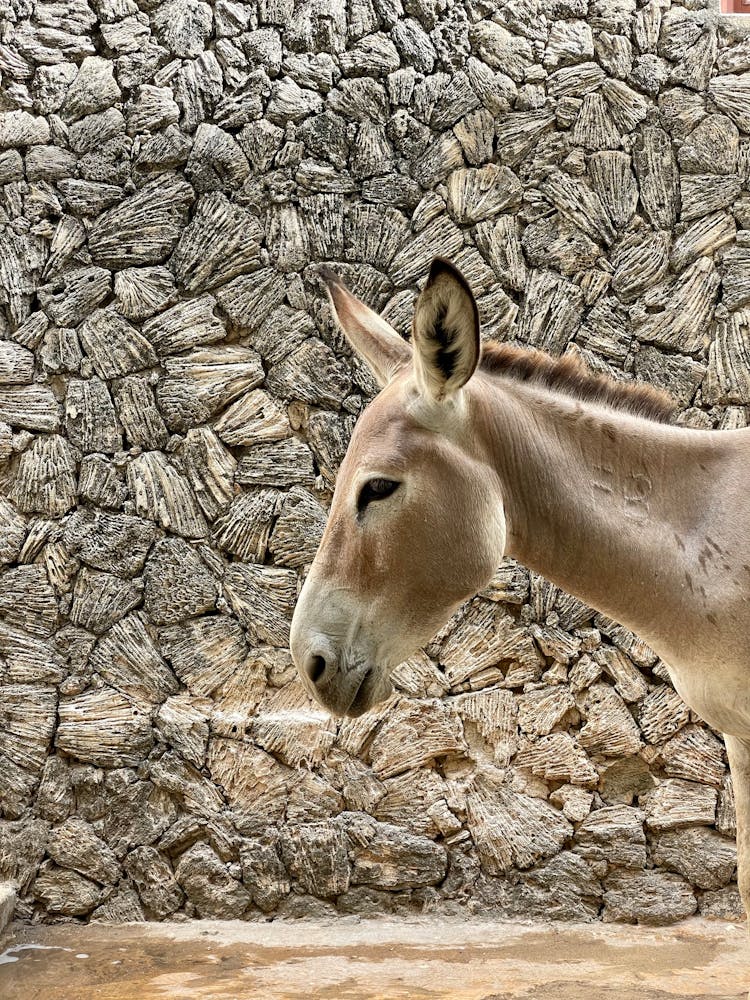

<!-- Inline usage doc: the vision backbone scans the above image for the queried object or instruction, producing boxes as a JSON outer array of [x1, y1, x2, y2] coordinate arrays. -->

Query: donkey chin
[[328, 663, 394, 719]]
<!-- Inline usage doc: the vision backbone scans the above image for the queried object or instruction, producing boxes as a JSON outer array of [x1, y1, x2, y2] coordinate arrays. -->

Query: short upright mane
[[480, 342, 676, 424]]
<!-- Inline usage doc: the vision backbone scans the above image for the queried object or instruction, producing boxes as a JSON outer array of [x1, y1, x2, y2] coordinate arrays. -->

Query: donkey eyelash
[[357, 478, 400, 514]]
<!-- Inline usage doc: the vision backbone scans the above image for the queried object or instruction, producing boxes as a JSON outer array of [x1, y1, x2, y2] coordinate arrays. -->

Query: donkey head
[[290, 259, 507, 717]]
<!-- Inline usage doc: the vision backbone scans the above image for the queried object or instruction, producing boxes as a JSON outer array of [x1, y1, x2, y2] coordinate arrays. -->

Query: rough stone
[[280, 822, 350, 898], [603, 869, 697, 925], [124, 846, 184, 919], [174, 842, 250, 918], [47, 818, 120, 884], [240, 838, 290, 912], [33, 866, 102, 917], [62, 511, 157, 578], [0, 0, 743, 930], [574, 805, 648, 869], [143, 539, 218, 625], [343, 812, 447, 890], [651, 827, 736, 891]]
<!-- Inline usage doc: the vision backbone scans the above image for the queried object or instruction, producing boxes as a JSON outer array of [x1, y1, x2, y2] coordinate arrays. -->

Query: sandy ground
[[0, 916, 748, 1000]]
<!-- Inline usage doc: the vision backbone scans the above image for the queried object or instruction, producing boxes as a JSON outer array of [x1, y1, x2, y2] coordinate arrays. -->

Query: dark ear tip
[[317, 264, 345, 289], [427, 257, 475, 299], [428, 257, 460, 283]]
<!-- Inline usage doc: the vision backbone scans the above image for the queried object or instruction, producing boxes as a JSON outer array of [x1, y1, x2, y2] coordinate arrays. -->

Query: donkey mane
[[479, 342, 676, 425]]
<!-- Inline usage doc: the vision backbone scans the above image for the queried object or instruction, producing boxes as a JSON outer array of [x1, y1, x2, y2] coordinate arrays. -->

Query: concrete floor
[[0, 917, 748, 1000]]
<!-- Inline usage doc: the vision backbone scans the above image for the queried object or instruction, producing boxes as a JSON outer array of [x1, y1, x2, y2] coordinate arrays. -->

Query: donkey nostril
[[308, 654, 327, 685]]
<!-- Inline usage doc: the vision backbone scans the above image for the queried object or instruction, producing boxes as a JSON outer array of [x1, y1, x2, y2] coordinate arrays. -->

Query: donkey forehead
[[346, 369, 483, 466], [341, 380, 427, 470]]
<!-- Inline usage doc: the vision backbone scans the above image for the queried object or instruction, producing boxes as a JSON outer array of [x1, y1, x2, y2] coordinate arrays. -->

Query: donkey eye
[[357, 478, 400, 513]]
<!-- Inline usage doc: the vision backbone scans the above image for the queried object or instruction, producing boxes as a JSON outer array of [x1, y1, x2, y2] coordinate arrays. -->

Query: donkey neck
[[475, 374, 726, 649]]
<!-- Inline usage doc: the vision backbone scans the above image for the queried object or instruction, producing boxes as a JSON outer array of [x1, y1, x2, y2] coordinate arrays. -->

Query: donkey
[[289, 258, 750, 923]]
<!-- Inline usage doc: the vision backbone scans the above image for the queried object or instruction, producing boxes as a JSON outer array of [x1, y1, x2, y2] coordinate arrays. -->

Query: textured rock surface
[[0, 0, 745, 928]]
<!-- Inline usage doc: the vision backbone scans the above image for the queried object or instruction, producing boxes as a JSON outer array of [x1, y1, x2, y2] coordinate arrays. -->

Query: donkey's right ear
[[412, 258, 480, 402], [320, 266, 412, 388]]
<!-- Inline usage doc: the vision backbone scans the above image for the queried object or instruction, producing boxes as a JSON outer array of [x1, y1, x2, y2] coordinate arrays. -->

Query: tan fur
[[291, 260, 750, 935]]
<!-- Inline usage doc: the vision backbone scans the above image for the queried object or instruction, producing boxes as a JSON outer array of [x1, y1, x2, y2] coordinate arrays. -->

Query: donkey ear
[[412, 258, 480, 402], [320, 266, 411, 388]]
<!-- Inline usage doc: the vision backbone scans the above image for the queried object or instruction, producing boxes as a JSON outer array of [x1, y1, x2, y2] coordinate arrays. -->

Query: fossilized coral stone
[[127, 451, 208, 538], [56, 687, 153, 768], [79, 309, 157, 379], [89, 175, 194, 268], [11, 435, 77, 515], [170, 193, 263, 293], [144, 538, 218, 625], [446, 164, 522, 224], [0, 0, 746, 926]]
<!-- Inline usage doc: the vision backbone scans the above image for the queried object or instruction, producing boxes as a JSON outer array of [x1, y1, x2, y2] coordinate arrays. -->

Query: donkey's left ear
[[412, 258, 480, 402], [320, 265, 411, 388]]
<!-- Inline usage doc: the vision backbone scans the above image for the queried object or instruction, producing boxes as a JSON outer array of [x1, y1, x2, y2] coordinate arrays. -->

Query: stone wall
[[0, 0, 749, 926]]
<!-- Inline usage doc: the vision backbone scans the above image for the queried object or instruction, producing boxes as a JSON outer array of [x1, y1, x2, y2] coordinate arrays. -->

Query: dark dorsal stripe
[[480, 342, 676, 424]]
